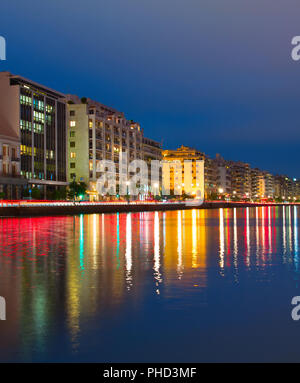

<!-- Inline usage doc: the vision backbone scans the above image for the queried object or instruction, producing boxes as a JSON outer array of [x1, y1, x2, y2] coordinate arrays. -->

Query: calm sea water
[[0, 206, 300, 362]]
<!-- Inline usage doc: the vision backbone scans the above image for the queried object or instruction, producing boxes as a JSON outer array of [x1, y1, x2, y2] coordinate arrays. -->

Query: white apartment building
[[66, 95, 161, 199]]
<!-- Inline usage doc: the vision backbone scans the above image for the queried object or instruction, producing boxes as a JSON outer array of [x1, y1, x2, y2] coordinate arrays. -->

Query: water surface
[[0, 206, 300, 362]]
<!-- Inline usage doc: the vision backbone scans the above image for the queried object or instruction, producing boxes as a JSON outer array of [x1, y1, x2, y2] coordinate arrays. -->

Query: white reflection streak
[[219, 209, 225, 274], [289, 206, 292, 254], [268, 206, 272, 257], [246, 207, 250, 268], [233, 208, 238, 279], [125, 213, 133, 289], [154, 212, 162, 291], [233, 208, 238, 261], [283, 206, 287, 262], [294, 206, 299, 271], [177, 210, 183, 279]]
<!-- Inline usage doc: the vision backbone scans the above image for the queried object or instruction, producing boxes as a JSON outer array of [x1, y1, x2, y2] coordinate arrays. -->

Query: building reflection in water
[[0, 206, 299, 360], [177, 210, 183, 279]]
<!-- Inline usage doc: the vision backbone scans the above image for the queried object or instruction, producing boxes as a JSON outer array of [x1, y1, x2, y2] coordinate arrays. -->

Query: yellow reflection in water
[[219, 208, 225, 273], [192, 210, 198, 268], [177, 210, 183, 278]]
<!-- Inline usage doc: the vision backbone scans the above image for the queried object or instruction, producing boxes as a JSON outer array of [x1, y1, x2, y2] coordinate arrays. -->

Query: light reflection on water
[[0, 206, 300, 362]]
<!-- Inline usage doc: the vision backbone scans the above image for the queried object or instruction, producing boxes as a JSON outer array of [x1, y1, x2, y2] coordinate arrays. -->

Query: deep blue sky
[[0, 0, 299, 177]]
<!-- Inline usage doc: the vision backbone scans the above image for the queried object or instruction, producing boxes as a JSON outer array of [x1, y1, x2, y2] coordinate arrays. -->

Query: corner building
[[0, 72, 67, 198]]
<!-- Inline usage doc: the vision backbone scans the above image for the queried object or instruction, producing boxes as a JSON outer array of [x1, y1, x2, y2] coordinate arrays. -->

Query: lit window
[[70, 152, 76, 159], [70, 121, 76, 127]]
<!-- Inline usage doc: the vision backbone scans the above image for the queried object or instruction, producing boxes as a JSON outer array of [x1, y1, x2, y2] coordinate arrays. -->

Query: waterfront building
[[162, 146, 205, 197], [0, 119, 26, 199], [296, 179, 300, 200], [274, 175, 298, 201], [142, 137, 163, 194], [0, 72, 68, 198], [262, 172, 275, 199], [213, 154, 232, 196], [204, 157, 218, 199], [162, 145, 298, 202], [227, 161, 251, 199], [250, 168, 262, 199], [66, 95, 162, 200]]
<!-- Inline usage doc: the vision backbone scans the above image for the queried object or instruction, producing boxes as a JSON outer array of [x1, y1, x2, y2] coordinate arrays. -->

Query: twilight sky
[[0, 0, 299, 177]]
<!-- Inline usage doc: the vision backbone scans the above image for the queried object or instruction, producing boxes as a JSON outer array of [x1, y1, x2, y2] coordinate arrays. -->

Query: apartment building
[[213, 154, 231, 196], [142, 137, 163, 193], [228, 161, 251, 199], [66, 95, 162, 199], [273, 175, 298, 200], [0, 118, 26, 199], [0, 72, 68, 198], [162, 146, 205, 197]]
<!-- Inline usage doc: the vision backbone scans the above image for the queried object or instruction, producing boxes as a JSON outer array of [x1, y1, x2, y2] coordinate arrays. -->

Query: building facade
[[213, 154, 231, 196], [0, 120, 26, 199], [0, 72, 68, 198], [66, 95, 162, 200], [162, 146, 205, 197]]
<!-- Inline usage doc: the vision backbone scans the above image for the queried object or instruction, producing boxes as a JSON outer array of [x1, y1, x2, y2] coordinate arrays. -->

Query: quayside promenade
[[0, 200, 299, 218]]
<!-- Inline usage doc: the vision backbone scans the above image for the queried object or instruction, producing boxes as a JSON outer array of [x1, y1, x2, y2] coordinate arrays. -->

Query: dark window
[[70, 110, 75, 116], [70, 142, 75, 148], [70, 163, 75, 168]]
